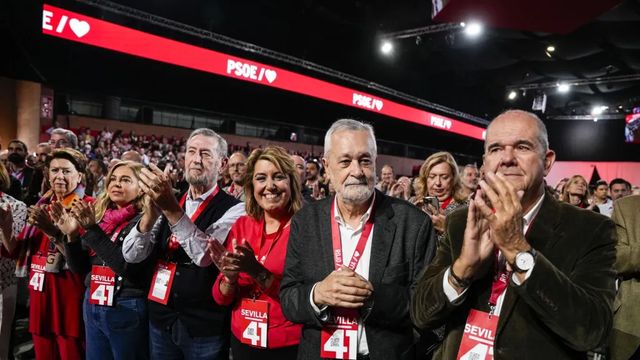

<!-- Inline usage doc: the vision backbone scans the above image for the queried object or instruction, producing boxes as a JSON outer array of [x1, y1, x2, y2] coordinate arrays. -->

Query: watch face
[[516, 252, 534, 271]]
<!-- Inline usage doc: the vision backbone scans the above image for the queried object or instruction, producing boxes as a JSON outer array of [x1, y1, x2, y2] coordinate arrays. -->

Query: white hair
[[323, 119, 377, 157], [187, 128, 228, 159]]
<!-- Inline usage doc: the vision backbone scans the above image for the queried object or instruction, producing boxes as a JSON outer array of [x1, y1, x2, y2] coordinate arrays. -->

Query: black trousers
[[230, 334, 298, 360]]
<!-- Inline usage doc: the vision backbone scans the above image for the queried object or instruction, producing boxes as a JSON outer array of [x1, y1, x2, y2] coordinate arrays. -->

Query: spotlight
[[591, 105, 607, 116], [380, 41, 393, 55], [464, 22, 483, 37], [557, 83, 570, 93], [593, 118, 598, 122], [547, 45, 556, 52], [508, 90, 517, 100]]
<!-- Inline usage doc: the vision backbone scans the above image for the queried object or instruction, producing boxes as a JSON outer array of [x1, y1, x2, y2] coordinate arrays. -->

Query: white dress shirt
[[310, 195, 376, 356], [122, 184, 245, 266], [443, 193, 545, 315]]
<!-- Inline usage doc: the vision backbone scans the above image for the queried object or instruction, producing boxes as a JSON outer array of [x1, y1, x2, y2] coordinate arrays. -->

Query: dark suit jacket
[[280, 191, 436, 360], [610, 195, 640, 360], [411, 193, 617, 359]]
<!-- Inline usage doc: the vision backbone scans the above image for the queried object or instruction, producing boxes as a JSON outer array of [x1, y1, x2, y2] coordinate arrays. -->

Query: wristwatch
[[512, 248, 537, 273]]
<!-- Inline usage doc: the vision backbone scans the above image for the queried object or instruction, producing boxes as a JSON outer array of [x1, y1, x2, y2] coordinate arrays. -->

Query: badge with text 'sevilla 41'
[[320, 308, 359, 359], [456, 309, 498, 360]]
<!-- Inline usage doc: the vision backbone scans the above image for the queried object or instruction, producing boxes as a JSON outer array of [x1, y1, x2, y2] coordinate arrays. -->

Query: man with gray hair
[[281, 119, 436, 359], [123, 128, 245, 359], [412, 110, 616, 359], [49, 128, 78, 149]]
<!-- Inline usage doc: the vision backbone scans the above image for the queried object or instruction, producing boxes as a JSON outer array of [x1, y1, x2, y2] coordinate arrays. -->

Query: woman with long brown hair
[[211, 146, 303, 359]]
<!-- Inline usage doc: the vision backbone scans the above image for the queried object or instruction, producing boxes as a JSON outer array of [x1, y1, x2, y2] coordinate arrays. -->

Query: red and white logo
[[352, 93, 383, 111], [226, 59, 277, 84], [42, 9, 90, 38]]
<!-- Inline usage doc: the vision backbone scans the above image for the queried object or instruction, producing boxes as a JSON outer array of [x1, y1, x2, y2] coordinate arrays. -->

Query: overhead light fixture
[[464, 22, 483, 37], [557, 83, 570, 93], [508, 90, 517, 100], [546, 45, 556, 52], [380, 41, 394, 55], [591, 105, 608, 116]]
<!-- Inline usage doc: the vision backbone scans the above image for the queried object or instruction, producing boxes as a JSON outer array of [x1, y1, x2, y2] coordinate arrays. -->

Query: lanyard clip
[[489, 305, 496, 318]]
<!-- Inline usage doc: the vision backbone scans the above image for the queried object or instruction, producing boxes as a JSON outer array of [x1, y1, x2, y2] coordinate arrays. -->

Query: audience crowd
[[0, 115, 637, 360]]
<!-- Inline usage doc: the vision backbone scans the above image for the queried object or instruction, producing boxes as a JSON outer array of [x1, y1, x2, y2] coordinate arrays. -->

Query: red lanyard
[[167, 187, 219, 252], [110, 222, 129, 243], [488, 252, 509, 310], [256, 215, 291, 265], [488, 213, 537, 312], [178, 186, 219, 221], [329, 200, 375, 271]]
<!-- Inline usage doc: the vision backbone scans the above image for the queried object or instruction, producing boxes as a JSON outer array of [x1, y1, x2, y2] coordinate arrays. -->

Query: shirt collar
[[523, 192, 545, 230], [187, 183, 218, 202], [332, 192, 376, 228]]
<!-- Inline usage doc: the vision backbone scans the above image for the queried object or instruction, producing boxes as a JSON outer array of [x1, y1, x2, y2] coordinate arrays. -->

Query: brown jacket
[[411, 193, 616, 359], [610, 195, 640, 360]]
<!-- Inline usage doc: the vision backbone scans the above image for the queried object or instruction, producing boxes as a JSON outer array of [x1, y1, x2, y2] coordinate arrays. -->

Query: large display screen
[[42, 4, 486, 140]]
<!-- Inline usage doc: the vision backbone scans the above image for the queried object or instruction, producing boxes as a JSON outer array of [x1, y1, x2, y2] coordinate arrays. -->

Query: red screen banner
[[42, 4, 486, 140]]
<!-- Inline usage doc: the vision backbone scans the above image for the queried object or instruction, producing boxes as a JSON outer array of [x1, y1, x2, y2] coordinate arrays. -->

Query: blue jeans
[[83, 290, 149, 360], [149, 319, 228, 360]]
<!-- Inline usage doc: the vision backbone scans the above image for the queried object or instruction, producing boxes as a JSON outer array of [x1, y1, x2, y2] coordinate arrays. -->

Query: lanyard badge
[[147, 261, 176, 305], [239, 299, 269, 348], [456, 255, 509, 360], [29, 255, 47, 292], [320, 200, 375, 360], [89, 265, 116, 306]]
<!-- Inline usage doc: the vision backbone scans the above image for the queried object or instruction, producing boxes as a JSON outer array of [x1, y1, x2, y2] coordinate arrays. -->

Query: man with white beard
[[280, 119, 436, 360]]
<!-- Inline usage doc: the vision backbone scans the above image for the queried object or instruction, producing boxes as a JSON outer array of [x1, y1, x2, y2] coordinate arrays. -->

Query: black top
[[66, 214, 153, 299], [148, 189, 240, 337]]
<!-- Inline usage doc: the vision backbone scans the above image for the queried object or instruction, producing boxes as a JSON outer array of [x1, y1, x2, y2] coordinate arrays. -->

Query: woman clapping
[[211, 146, 303, 359], [56, 161, 154, 360]]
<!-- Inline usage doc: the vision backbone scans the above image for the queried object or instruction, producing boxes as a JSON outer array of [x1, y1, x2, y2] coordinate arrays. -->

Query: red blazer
[[213, 215, 301, 349]]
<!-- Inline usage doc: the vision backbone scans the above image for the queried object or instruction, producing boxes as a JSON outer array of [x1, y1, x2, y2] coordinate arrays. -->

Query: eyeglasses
[[49, 139, 70, 147]]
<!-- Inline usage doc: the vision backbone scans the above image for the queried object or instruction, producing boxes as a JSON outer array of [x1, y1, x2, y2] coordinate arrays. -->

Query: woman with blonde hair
[[560, 175, 599, 212], [413, 151, 468, 239], [55, 160, 155, 359], [211, 146, 303, 359]]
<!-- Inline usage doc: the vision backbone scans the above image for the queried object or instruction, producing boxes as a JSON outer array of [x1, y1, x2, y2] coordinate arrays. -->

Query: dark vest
[[148, 189, 239, 337]]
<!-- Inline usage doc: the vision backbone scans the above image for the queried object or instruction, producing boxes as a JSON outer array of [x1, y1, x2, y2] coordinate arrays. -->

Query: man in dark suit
[[280, 119, 436, 360], [411, 110, 616, 359]]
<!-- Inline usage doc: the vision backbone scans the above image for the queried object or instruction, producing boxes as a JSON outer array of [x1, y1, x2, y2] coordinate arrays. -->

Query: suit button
[[175, 271, 180, 276]]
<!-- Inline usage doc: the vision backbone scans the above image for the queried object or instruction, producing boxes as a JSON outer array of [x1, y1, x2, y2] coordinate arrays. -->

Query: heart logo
[[264, 69, 277, 83], [69, 19, 90, 38], [374, 99, 383, 111]]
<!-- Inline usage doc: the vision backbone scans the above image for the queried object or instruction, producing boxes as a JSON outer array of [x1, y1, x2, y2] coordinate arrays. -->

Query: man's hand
[[139, 164, 182, 223], [451, 196, 494, 293], [475, 172, 530, 265], [313, 266, 373, 308]]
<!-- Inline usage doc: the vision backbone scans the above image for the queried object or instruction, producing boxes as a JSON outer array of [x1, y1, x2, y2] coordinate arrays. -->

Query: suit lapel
[[319, 197, 336, 274], [369, 193, 396, 285], [497, 193, 563, 335]]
